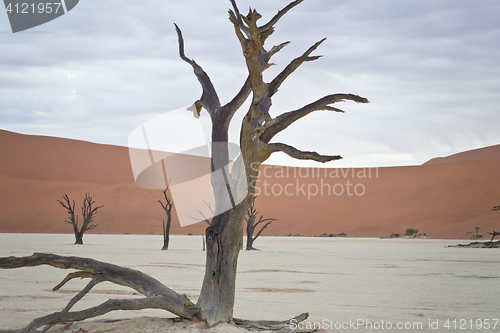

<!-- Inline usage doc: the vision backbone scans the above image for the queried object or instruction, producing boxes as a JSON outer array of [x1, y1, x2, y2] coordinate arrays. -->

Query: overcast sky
[[1, 0, 499, 168]]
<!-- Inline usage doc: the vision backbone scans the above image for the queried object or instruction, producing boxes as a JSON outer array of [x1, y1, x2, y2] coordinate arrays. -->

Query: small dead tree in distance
[[159, 186, 173, 250], [0, 1, 368, 331], [475, 226, 481, 239], [246, 196, 277, 250], [189, 200, 213, 251], [488, 231, 500, 243], [58, 193, 103, 245], [487, 206, 500, 246]]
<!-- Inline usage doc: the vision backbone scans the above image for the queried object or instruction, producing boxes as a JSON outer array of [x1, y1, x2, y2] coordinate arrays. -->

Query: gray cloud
[[1, 0, 499, 168]]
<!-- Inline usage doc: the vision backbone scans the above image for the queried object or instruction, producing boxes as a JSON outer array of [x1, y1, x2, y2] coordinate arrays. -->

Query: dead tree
[[490, 206, 500, 245], [0, 1, 368, 330], [159, 186, 174, 250], [183, 3, 366, 325], [189, 200, 213, 251], [488, 231, 500, 243], [57, 193, 103, 245], [246, 196, 277, 250]]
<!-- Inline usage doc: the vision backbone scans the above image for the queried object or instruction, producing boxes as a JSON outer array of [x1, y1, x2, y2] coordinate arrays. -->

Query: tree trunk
[[246, 217, 255, 251], [196, 197, 251, 326], [196, 131, 261, 324], [74, 232, 83, 245], [162, 218, 171, 250]]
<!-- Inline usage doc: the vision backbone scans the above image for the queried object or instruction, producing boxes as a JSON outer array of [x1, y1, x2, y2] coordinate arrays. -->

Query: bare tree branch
[[267, 41, 290, 59], [0, 253, 197, 319], [35, 275, 104, 333], [229, 8, 271, 98], [81, 193, 103, 233], [219, 45, 291, 124], [190, 210, 211, 225], [229, 0, 250, 37], [189, 200, 214, 226], [242, 9, 263, 42], [53, 271, 95, 291], [245, 196, 277, 250], [58, 195, 78, 231], [252, 222, 273, 243], [260, 93, 369, 143], [61, 275, 103, 313], [253, 216, 275, 229], [266, 142, 342, 163], [222, 6, 293, 123], [488, 231, 500, 242], [174, 23, 221, 115], [220, 76, 251, 124], [259, 0, 304, 32], [228, 10, 250, 53], [267, 38, 326, 97], [234, 312, 309, 331], [22, 296, 190, 333], [159, 186, 173, 212], [253, 219, 276, 242]]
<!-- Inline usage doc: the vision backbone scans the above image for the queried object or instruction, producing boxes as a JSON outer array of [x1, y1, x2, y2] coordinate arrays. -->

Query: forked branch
[[0, 253, 198, 332], [220, 76, 251, 124], [81, 193, 102, 233], [229, 0, 250, 37], [57, 194, 78, 230], [245, 196, 278, 250], [252, 217, 277, 241], [22, 296, 190, 333], [0, 253, 310, 332], [189, 199, 214, 226]]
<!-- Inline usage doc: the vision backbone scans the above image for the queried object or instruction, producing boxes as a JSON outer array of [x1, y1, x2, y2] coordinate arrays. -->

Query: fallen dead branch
[[0, 253, 310, 332]]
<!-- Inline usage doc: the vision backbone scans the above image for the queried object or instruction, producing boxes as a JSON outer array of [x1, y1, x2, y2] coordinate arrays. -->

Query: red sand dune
[[423, 144, 500, 165], [1, 129, 499, 239]]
